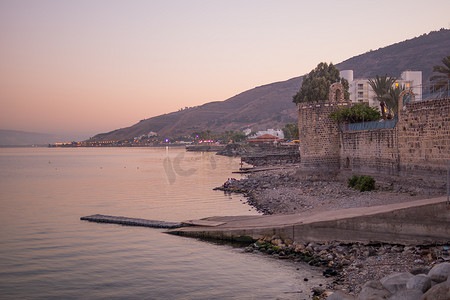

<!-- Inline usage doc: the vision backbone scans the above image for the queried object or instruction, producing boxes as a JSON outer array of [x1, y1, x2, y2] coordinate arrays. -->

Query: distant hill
[[337, 28, 450, 80], [93, 76, 301, 141], [91, 29, 450, 141], [0, 130, 58, 146], [0, 130, 90, 146]]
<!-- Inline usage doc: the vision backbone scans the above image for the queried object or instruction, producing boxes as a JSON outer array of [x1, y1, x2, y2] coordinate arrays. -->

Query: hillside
[[337, 28, 450, 80], [0, 130, 91, 146], [93, 76, 301, 141], [91, 29, 450, 141], [0, 130, 58, 146]]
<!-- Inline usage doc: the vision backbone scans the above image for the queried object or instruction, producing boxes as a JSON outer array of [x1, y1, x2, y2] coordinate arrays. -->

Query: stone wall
[[298, 95, 450, 179], [398, 98, 450, 176], [242, 153, 301, 166], [298, 101, 351, 172], [240, 144, 301, 166], [340, 129, 399, 175]]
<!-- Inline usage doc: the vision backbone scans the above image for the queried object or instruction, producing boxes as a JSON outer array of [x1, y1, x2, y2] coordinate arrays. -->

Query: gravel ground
[[217, 166, 449, 297], [232, 166, 442, 216]]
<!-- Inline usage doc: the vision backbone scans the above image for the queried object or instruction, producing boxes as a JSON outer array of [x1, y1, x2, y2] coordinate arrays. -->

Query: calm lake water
[[0, 147, 325, 299]]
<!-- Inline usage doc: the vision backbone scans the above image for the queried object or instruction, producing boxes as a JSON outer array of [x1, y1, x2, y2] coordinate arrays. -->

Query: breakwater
[[185, 144, 225, 152], [216, 143, 300, 166]]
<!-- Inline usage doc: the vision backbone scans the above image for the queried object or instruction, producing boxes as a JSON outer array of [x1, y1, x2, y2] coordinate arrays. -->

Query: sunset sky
[[1, 0, 449, 138]]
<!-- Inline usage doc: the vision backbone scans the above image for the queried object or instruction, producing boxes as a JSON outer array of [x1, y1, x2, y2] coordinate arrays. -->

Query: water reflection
[[0, 147, 325, 299]]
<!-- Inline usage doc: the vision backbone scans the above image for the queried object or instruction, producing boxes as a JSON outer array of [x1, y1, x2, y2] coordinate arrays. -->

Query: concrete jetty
[[185, 144, 225, 152], [168, 196, 450, 245], [80, 214, 183, 229]]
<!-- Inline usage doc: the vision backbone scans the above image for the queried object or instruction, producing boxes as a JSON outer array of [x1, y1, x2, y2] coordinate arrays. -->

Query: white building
[[340, 70, 422, 108], [400, 70, 422, 100], [243, 128, 252, 136]]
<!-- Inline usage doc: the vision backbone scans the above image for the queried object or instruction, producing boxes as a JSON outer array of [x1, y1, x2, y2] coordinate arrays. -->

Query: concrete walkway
[[169, 196, 450, 245]]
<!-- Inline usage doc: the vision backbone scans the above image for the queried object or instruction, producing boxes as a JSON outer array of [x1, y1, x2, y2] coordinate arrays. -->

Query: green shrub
[[329, 103, 381, 123], [358, 175, 376, 192], [347, 175, 359, 188], [348, 175, 375, 192]]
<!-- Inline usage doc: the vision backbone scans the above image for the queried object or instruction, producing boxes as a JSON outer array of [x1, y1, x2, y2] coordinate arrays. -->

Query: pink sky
[[1, 0, 449, 139]]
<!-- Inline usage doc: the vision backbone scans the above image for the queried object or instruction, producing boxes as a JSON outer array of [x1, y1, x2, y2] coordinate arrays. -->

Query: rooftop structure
[[247, 129, 284, 139], [247, 134, 281, 145]]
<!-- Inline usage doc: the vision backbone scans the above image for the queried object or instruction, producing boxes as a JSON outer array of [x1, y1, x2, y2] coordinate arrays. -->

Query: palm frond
[[430, 55, 450, 92]]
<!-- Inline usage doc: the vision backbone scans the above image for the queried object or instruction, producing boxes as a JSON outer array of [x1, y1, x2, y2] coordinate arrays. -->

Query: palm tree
[[385, 85, 405, 117], [430, 55, 450, 94], [368, 74, 397, 119]]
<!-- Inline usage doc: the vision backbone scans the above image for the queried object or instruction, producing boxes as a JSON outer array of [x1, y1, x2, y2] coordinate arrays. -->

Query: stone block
[[428, 262, 450, 283], [389, 289, 423, 300], [358, 280, 391, 299], [380, 272, 414, 294], [420, 279, 450, 300], [407, 274, 432, 293], [327, 290, 355, 300]]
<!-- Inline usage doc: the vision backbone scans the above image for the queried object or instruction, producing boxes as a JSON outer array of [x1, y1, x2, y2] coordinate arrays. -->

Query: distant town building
[[248, 129, 284, 139], [340, 70, 422, 107], [247, 134, 281, 145], [243, 128, 252, 136], [134, 131, 158, 141]]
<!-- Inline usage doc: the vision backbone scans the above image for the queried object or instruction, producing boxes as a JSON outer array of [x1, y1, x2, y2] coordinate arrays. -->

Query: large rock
[[358, 280, 391, 299], [410, 267, 430, 276], [407, 274, 432, 293], [420, 279, 450, 300], [428, 262, 450, 283], [381, 272, 414, 294], [327, 290, 355, 300], [388, 289, 423, 300]]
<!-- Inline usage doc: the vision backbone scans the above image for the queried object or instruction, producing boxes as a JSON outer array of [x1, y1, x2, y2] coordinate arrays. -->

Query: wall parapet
[[340, 118, 398, 131], [297, 102, 350, 110]]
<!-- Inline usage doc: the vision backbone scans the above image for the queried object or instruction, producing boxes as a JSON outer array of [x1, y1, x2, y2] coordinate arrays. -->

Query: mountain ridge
[[0, 129, 91, 146], [88, 28, 449, 141]]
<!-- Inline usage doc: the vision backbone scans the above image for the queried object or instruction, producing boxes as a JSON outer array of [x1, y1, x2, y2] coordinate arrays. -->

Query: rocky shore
[[215, 166, 444, 215], [214, 166, 449, 299], [244, 236, 449, 299]]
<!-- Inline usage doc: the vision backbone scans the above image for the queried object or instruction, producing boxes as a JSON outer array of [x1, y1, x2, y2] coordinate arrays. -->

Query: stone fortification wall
[[297, 82, 350, 173], [340, 129, 399, 175], [297, 101, 350, 172], [339, 98, 449, 177], [298, 93, 450, 178], [398, 97, 450, 176]]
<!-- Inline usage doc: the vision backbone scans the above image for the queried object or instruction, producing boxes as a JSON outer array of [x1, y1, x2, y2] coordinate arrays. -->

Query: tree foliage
[[293, 62, 350, 103], [282, 123, 299, 139], [192, 130, 213, 140], [328, 103, 381, 123], [368, 74, 397, 119], [430, 55, 450, 92], [221, 131, 247, 143], [192, 130, 247, 143]]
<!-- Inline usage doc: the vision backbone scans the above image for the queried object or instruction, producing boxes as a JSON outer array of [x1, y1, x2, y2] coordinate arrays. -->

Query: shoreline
[[215, 165, 449, 297]]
